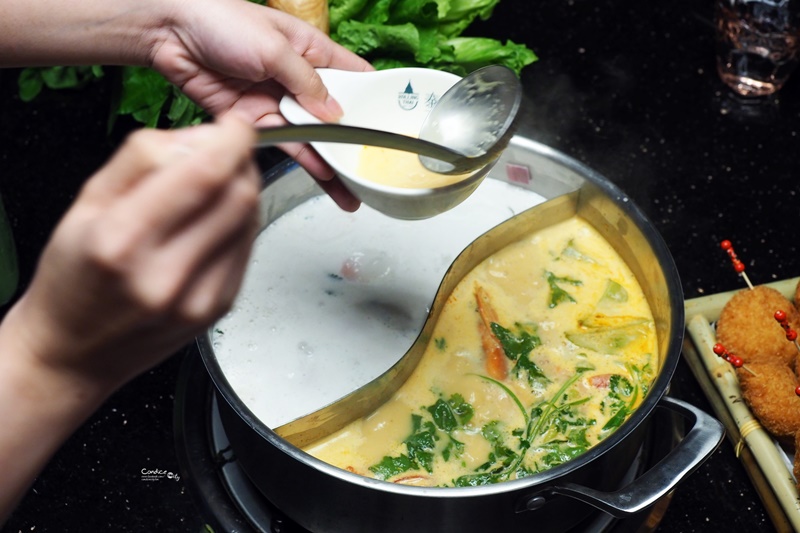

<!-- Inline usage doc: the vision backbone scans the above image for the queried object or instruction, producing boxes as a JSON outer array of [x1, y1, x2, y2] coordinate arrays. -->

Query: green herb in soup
[[305, 216, 658, 487]]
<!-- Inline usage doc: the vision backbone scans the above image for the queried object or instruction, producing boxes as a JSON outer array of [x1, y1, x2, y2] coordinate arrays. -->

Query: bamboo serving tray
[[683, 277, 800, 533]]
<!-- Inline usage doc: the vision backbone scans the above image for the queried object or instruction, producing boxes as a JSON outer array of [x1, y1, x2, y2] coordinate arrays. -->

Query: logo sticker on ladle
[[397, 81, 419, 110], [397, 81, 439, 111]]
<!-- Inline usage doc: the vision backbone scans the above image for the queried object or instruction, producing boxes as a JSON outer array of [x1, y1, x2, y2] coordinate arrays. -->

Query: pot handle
[[521, 395, 724, 517]]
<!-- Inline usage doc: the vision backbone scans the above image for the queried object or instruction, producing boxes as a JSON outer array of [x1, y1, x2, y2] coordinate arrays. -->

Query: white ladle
[[265, 65, 522, 220]]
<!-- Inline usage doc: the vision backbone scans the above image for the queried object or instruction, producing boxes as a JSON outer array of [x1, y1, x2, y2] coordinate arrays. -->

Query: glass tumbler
[[715, 0, 800, 97]]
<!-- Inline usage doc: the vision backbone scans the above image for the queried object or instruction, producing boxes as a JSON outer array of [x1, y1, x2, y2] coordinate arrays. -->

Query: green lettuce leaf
[[438, 0, 500, 37], [330, 0, 372, 30], [445, 37, 538, 76], [332, 0, 536, 76], [335, 20, 422, 57]]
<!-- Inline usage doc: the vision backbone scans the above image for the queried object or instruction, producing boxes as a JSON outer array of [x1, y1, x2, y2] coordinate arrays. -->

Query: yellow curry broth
[[357, 144, 473, 189], [305, 217, 657, 487]]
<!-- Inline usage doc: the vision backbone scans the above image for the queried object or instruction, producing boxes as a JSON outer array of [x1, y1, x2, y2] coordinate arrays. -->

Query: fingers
[[313, 174, 361, 212], [249, 103, 362, 212], [81, 116, 253, 204], [270, 140, 361, 212], [264, 42, 343, 122], [107, 116, 256, 242], [80, 128, 183, 203], [267, 9, 372, 72], [83, 115, 261, 321], [177, 212, 259, 322], [265, 9, 372, 122], [130, 159, 261, 322]]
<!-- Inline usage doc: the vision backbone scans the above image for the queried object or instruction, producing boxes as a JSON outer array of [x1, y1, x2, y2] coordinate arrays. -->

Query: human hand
[[150, 0, 373, 210], [0, 116, 258, 517], [0, 115, 260, 397]]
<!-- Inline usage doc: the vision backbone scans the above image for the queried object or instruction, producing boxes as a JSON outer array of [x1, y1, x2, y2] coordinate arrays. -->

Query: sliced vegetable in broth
[[305, 216, 658, 487]]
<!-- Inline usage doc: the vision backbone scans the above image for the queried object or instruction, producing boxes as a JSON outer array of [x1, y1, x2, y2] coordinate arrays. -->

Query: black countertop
[[1, 0, 796, 531]]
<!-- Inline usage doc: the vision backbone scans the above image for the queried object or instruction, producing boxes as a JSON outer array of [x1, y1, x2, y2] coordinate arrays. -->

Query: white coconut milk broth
[[213, 179, 546, 428]]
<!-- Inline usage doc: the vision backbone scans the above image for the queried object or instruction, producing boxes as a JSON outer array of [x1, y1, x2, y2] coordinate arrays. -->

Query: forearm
[[0, 0, 184, 67], [0, 304, 109, 523]]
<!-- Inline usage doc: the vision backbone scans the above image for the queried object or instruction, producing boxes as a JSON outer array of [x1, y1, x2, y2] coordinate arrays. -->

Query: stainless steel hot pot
[[198, 135, 724, 533]]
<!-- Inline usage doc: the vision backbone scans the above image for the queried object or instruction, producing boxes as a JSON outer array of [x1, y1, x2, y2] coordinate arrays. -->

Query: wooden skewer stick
[[774, 309, 800, 352], [772, 310, 800, 397], [720, 239, 754, 290], [712, 342, 756, 375]]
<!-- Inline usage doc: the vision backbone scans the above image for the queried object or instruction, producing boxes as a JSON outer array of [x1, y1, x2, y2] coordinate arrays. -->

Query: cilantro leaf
[[545, 271, 581, 308], [369, 412, 441, 479], [513, 353, 549, 386], [478, 421, 518, 471], [489, 322, 548, 386], [441, 434, 464, 462], [489, 322, 540, 361], [601, 375, 638, 431], [427, 398, 458, 432], [427, 393, 474, 431], [369, 454, 415, 480], [452, 421, 519, 486], [452, 472, 496, 487], [404, 414, 439, 473]]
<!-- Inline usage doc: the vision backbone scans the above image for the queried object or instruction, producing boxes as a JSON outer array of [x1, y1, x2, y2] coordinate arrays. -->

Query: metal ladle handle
[[255, 124, 493, 175]]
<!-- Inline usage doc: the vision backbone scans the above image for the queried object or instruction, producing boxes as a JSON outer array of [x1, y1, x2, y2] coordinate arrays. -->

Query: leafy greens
[[330, 0, 536, 75], [17, 0, 535, 129]]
